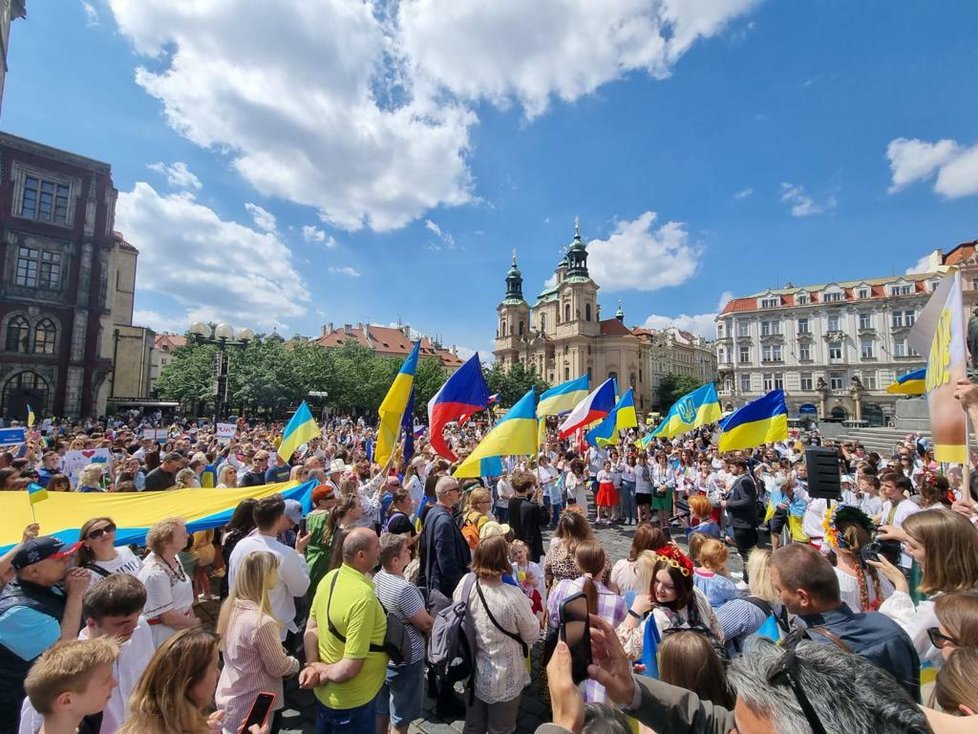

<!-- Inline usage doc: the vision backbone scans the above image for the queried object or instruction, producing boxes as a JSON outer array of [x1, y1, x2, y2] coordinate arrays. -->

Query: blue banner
[[0, 427, 26, 444]]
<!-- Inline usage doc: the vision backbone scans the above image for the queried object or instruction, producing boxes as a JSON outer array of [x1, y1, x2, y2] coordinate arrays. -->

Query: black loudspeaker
[[805, 447, 842, 500]]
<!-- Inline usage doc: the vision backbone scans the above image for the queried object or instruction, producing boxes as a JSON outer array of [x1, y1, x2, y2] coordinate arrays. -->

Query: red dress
[[596, 480, 618, 507]]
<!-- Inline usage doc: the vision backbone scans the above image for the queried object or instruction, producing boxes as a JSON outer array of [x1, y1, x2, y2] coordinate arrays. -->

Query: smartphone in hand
[[559, 592, 592, 685], [241, 691, 275, 732]]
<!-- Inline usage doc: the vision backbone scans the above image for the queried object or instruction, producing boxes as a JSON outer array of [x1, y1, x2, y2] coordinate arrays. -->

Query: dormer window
[[796, 294, 809, 305], [760, 297, 780, 308], [856, 287, 870, 299], [889, 283, 913, 296], [823, 292, 842, 303]]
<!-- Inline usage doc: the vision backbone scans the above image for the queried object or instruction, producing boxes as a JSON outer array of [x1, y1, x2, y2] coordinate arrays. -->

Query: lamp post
[[189, 322, 255, 423]]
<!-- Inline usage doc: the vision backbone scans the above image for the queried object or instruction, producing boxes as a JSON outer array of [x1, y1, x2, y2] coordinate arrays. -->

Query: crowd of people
[[1, 384, 978, 734]]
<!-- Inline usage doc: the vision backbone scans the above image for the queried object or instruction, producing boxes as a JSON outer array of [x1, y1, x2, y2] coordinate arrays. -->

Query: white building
[[714, 242, 978, 426], [632, 325, 717, 409]]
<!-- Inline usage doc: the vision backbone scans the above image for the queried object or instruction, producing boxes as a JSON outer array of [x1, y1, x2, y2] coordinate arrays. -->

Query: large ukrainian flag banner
[[0, 480, 316, 554], [537, 374, 589, 417], [909, 270, 968, 463], [717, 390, 788, 453], [587, 388, 638, 446], [645, 383, 721, 441], [886, 368, 926, 396], [455, 389, 538, 478], [376, 341, 421, 465]]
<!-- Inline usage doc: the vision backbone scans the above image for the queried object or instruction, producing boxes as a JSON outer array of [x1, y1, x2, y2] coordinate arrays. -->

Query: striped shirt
[[373, 569, 425, 666]]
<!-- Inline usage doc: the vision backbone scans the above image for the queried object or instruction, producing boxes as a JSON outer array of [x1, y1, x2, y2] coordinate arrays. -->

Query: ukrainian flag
[[455, 389, 537, 478], [376, 341, 421, 465], [886, 368, 926, 396], [27, 481, 48, 506], [718, 389, 788, 453], [26, 405, 35, 428], [537, 375, 589, 417], [277, 400, 321, 462], [587, 388, 638, 446], [648, 383, 721, 440]]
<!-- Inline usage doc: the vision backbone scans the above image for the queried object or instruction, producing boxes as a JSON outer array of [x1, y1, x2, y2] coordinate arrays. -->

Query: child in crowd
[[687, 495, 720, 539], [511, 539, 546, 618], [23, 638, 120, 734], [692, 539, 742, 610]]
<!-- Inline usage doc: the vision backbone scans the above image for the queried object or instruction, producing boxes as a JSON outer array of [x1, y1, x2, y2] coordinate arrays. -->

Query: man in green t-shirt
[[300, 527, 387, 733]]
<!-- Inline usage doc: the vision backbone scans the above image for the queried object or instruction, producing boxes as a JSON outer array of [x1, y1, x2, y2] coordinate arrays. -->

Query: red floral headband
[[655, 544, 694, 577]]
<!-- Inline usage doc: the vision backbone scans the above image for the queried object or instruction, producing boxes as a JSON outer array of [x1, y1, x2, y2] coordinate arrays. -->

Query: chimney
[[322, 322, 333, 337], [344, 324, 353, 335], [401, 325, 411, 339]]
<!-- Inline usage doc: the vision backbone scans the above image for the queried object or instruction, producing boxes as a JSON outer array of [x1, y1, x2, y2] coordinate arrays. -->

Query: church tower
[[557, 218, 600, 338], [493, 250, 530, 370]]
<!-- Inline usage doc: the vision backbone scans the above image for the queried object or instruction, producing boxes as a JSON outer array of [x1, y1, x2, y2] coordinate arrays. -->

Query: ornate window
[[15, 247, 62, 289], [5, 315, 30, 352], [21, 176, 71, 225], [33, 318, 57, 354], [1, 371, 48, 415]]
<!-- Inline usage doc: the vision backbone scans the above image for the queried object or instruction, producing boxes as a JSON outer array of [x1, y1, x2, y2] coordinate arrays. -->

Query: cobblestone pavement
[[265, 520, 733, 734]]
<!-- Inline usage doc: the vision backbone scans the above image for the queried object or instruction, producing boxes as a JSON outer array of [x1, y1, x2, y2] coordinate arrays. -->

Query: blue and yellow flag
[[886, 368, 926, 396], [277, 400, 320, 462], [27, 481, 48, 506], [587, 388, 638, 447], [376, 341, 421, 465], [647, 383, 721, 440], [26, 405, 35, 428], [455, 389, 537, 478], [718, 390, 788, 453], [537, 374, 589, 417]]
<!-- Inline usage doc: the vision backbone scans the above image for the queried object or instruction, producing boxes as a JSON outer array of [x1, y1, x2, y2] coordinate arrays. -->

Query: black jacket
[[725, 474, 757, 529], [420, 504, 471, 598], [508, 495, 549, 562]]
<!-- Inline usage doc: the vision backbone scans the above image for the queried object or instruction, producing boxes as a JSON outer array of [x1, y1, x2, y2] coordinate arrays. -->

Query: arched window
[[5, 315, 30, 353], [33, 318, 56, 354], [540, 314, 546, 333], [501, 321, 507, 336], [2, 371, 48, 416], [608, 370, 618, 382], [585, 303, 592, 321], [564, 304, 571, 322], [519, 320, 525, 336], [630, 373, 637, 388]]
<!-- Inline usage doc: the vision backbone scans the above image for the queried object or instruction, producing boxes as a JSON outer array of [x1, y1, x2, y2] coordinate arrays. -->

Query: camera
[[861, 539, 901, 567]]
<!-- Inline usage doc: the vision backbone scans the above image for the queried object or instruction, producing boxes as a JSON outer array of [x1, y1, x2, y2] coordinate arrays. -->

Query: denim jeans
[[619, 480, 636, 522], [315, 695, 377, 734], [549, 502, 563, 529]]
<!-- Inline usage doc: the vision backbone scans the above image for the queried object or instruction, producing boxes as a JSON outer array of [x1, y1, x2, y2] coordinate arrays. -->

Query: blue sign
[[798, 404, 818, 415], [0, 427, 26, 444]]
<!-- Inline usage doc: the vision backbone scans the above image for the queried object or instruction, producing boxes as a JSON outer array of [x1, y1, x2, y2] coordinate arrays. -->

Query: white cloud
[[424, 218, 455, 249], [108, 1, 758, 231], [132, 309, 187, 335], [245, 203, 277, 232], [302, 225, 337, 247], [587, 211, 701, 292], [81, 1, 99, 26], [886, 137, 960, 194], [327, 266, 361, 277], [641, 291, 732, 340], [400, 0, 759, 118], [116, 182, 309, 331], [147, 161, 202, 190], [733, 187, 753, 200], [905, 254, 933, 275], [779, 182, 835, 217]]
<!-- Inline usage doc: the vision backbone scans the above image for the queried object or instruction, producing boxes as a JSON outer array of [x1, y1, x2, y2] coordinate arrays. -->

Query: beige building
[[632, 326, 717, 409], [493, 224, 650, 410], [714, 240, 978, 426]]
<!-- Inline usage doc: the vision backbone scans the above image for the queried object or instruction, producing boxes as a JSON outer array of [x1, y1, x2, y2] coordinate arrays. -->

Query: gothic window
[[33, 318, 56, 354], [585, 303, 592, 321], [5, 315, 29, 352], [1, 371, 48, 415]]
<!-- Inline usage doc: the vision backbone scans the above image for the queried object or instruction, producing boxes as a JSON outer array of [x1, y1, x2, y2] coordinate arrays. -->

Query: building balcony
[[796, 329, 812, 338], [823, 330, 847, 341], [760, 358, 784, 364], [857, 325, 877, 335]]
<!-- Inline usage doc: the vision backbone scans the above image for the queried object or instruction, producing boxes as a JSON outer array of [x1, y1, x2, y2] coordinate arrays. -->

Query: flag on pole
[[277, 401, 321, 462], [376, 341, 421, 466], [558, 378, 616, 438], [27, 481, 48, 506], [401, 387, 416, 465], [586, 388, 638, 447], [537, 375, 590, 417], [717, 390, 788, 453], [26, 405, 35, 428], [886, 368, 926, 395], [646, 383, 721, 441], [537, 417, 547, 448], [454, 389, 538, 478], [909, 271, 968, 463], [427, 353, 490, 461]]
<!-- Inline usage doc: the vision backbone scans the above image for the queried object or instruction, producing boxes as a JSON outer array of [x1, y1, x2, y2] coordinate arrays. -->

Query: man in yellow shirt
[[301, 527, 387, 733]]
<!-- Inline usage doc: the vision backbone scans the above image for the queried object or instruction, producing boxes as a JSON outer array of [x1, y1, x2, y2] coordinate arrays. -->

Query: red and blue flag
[[558, 377, 617, 438], [427, 353, 490, 460]]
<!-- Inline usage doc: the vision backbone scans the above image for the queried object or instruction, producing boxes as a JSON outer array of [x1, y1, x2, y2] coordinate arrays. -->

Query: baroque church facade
[[493, 224, 650, 411]]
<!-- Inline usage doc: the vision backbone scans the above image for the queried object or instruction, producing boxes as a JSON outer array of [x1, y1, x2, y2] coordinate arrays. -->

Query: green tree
[[484, 361, 550, 407], [155, 339, 217, 406], [414, 357, 448, 415], [658, 373, 708, 413]]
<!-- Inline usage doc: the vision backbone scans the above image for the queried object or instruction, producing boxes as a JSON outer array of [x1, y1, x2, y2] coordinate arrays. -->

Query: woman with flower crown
[[614, 544, 723, 662], [823, 504, 894, 612]]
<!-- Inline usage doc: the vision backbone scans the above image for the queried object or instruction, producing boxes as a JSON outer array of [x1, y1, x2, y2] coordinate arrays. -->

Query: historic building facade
[[714, 241, 978, 426], [632, 326, 717, 410], [0, 132, 145, 419], [315, 322, 464, 371], [493, 224, 650, 410]]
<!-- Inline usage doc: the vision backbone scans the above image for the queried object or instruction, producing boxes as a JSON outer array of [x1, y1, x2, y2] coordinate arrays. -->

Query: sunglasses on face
[[87, 523, 117, 540], [927, 627, 958, 649]]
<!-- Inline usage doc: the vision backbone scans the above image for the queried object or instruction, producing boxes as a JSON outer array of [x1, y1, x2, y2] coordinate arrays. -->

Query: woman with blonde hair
[[137, 518, 200, 647], [216, 464, 237, 489], [715, 548, 784, 656], [873, 509, 978, 667], [174, 467, 200, 489], [215, 551, 300, 734], [460, 487, 493, 549], [118, 628, 265, 734], [76, 464, 105, 492]]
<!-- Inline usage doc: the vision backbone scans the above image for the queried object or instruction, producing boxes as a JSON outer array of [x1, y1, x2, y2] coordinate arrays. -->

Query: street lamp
[[189, 322, 255, 422]]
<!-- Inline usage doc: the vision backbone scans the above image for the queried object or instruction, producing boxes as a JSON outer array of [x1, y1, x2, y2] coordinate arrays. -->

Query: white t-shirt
[[228, 532, 310, 639], [138, 554, 196, 648], [84, 546, 144, 588]]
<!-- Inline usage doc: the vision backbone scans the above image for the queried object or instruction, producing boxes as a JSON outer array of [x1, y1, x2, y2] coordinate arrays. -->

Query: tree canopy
[[657, 373, 709, 413]]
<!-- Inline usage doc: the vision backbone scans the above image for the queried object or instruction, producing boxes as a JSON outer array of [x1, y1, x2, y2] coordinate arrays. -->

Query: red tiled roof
[[112, 231, 139, 253], [943, 241, 978, 266], [599, 318, 633, 336], [313, 324, 463, 367], [154, 333, 186, 351]]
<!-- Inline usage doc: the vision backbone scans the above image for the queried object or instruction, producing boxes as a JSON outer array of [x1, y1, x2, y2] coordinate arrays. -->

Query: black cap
[[11, 536, 81, 571]]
